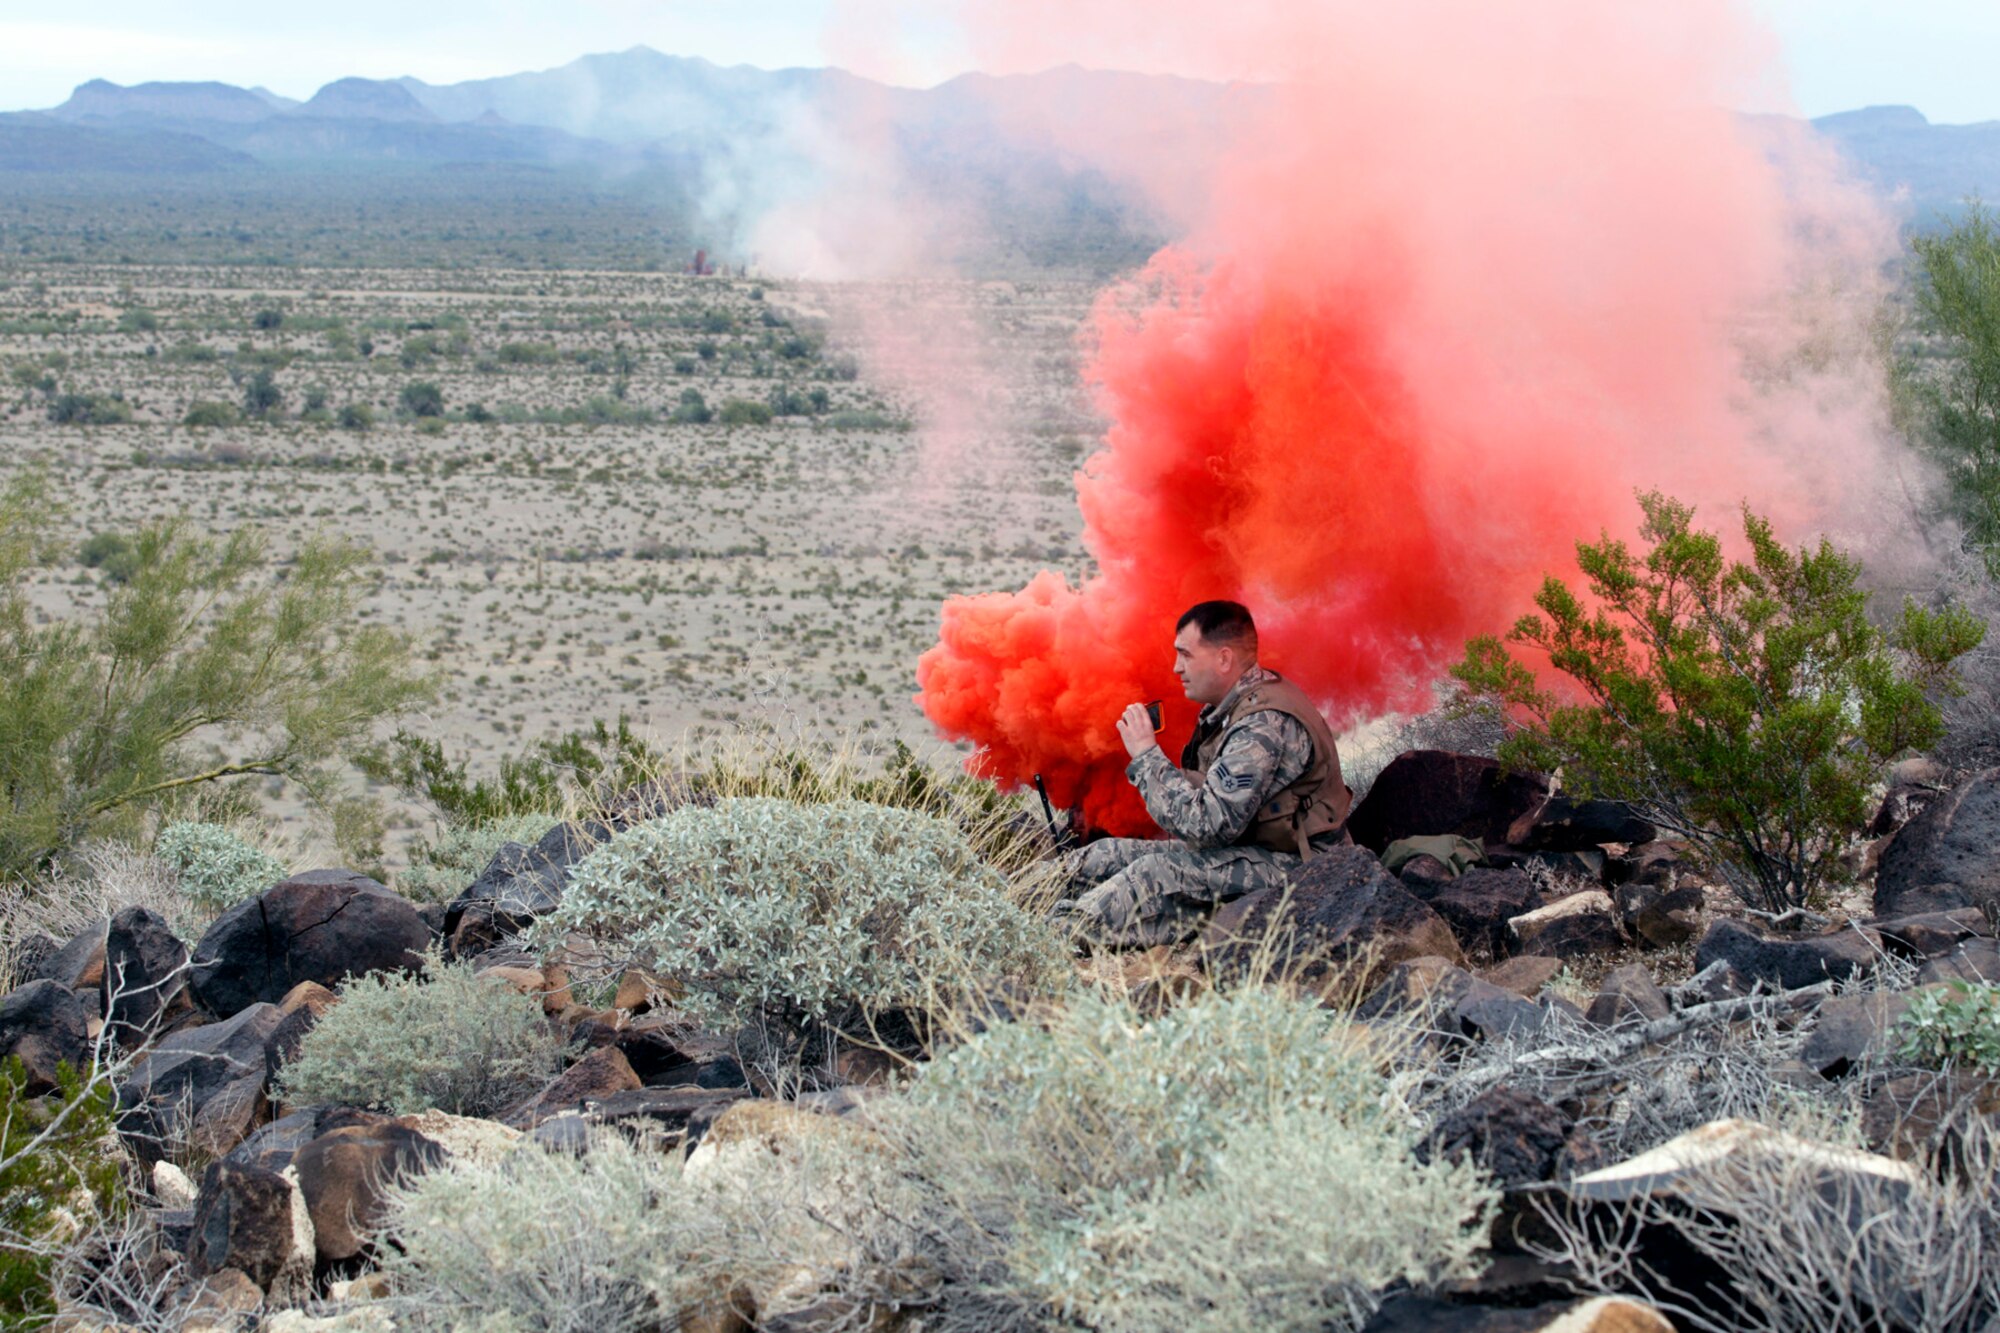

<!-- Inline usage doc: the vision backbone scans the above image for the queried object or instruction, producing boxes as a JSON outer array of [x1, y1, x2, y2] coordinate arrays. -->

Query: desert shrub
[[362, 717, 657, 826], [276, 954, 569, 1116], [179, 399, 239, 429], [496, 340, 560, 365], [717, 398, 773, 426], [1897, 981, 2000, 1074], [153, 821, 284, 913], [668, 387, 711, 424], [1453, 491, 1984, 913], [116, 308, 157, 334], [398, 380, 445, 419], [536, 798, 1067, 1040], [377, 1129, 698, 1332], [1532, 1119, 2000, 1333], [398, 813, 560, 904], [337, 402, 375, 431], [250, 308, 283, 331], [1904, 203, 2000, 575], [77, 532, 138, 584], [46, 393, 131, 426], [1, 1055, 122, 1329], [823, 408, 910, 431], [240, 368, 282, 419], [866, 987, 1494, 1331]]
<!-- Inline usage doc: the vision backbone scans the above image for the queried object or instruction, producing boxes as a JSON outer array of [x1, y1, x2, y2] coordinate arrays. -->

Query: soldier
[[1055, 600, 1351, 948]]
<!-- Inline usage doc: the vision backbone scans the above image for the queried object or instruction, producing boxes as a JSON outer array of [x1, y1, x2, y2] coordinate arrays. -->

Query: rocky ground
[[5, 748, 1997, 1331]]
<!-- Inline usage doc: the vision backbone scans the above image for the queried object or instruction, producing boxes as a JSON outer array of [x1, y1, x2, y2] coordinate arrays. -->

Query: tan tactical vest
[[1181, 671, 1351, 860]]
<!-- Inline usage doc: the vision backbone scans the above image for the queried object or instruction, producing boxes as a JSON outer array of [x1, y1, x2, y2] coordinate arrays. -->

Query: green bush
[[276, 955, 570, 1116], [1, 1056, 121, 1328], [398, 813, 560, 904], [717, 398, 773, 426], [1904, 204, 2000, 573], [537, 798, 1065, 1038], [46, 393, 132, 426], [251, 308, 284, 331], [180, 399, 240, 429], [154, 821, 284, 913], [1453, 492, 1984, 912], [337, 402, 375, 431], [496, 341, 560, 365], [116, 308, 157, 334], [77, 532, 138, 584], [1897, 981, 2000, 1074], [669, 387, 711, 424], [399, 381, 445, 419]]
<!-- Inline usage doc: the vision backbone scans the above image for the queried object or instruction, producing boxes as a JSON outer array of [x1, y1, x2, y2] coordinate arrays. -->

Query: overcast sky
[[4, 0, 2000, 122]]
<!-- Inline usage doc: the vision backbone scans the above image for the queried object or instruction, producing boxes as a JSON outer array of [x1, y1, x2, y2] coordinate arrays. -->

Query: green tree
[[1906, 203, 2000, 572], [0, 475, 434, 878], [0, 1056, 121, 1327], [1452, 492, 1984, 914]]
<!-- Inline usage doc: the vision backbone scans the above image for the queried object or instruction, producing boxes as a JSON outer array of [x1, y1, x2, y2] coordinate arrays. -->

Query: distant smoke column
[[913, 1, 1895, 835]]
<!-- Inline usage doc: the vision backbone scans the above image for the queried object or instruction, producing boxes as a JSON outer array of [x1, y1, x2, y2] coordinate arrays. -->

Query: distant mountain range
[[2, 48, 1996, 265]]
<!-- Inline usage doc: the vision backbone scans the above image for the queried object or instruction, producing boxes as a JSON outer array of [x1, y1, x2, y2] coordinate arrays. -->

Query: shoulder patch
[[1210, 761, 1258, 793]]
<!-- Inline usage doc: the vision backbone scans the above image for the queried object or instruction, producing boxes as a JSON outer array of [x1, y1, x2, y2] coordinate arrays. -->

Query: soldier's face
[[1173, 625, 1234, 704]]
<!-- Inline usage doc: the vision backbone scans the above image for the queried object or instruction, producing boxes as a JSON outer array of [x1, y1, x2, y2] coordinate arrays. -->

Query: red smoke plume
[[911, 2, 1897, 834]]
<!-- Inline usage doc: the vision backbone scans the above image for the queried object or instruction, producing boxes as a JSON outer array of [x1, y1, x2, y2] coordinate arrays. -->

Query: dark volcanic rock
[[1611, 877, 1705, 949], [1800, 991, 1909, 1079], [1508, 891, 1624, 959], [500, 1045, 643, 1129], [1422, 1085, 1593, 1187], [1870, 908, 1992, 959], [187, 1159, 312, 1297], [1869, 782, 1943, 838], [1916, 938, 2000, 986], [1585, 964, 1671, 1027], [1693, 918, 1877, 990], [1505, 796, 1656, 852], [1346, 751, 1549, 855], [1202, 845, 1462, 990], [104, 905, 189, 1045], [0, 979, 89, 1093], [34, 918, 107, 989], [294, 1122, 444, 1262], [1874, 766, 2000, 918], [189, 870, 428, 1019], [1418, 867, 1542, 956], [119, 1002, 283, 1165]]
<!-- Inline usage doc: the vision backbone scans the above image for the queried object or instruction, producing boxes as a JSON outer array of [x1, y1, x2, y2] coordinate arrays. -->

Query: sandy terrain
[[0, 264, 1104, 863]]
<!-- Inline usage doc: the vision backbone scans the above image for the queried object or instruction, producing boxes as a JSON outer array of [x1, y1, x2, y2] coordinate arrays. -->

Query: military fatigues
[[1056, 666, 1350, 948]]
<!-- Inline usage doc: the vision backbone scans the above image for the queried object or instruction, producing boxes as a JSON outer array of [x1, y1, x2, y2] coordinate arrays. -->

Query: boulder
[[0, 979, 90, 1093], [1419, 868, 1542, 956], [294, 1122, 445, 1263], [119, 1002, 283, 1165], [1799, 991, 1909, 1079], [1445, 974, 1553, 1042], [394, 1108, 522, 1168], [1609, 878, 1704, 949], [1559, 1120, 1922, 1328], [1508, 891, 1624, 960], [1356, 956, 1463, 1019], [187, 1159, 315, 1302], [1693, 918, 1877, 990], [1506, 796, 1656, 852], [1873, 766, 2000, 918], [568, 1085, 754, 1137], [34, 918, 107, 989], [441, 812, 673, 957], [1870, 908, 1993, 959], [190, 871, 428, 1019], [500, 1045, 642, 1130], [1584, 965, 1671, 1028], [1861, 1071, 2000, 1160], [1201, 846, 1462, 991], [178, 1266, 265, 1324], [1869, 782, 1944, 837], [10, 933, 58, 986], [1422, 1085, 1599, 1188], [1361, 1296, 1673, 1333], [225, 1107, 387, 1173], [1915, 938, 2000, 986], [1346, 751, 1549, 855], [104, 905, 189, 1045], [1479, 955, 1563, 998]]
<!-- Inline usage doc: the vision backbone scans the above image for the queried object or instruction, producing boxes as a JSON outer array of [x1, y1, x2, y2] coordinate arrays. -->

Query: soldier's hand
[[1116, 703, 1160, 760]]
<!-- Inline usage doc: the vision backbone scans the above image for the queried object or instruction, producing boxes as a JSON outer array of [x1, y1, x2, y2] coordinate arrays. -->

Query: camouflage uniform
[[1056, 666, 1316, 948]]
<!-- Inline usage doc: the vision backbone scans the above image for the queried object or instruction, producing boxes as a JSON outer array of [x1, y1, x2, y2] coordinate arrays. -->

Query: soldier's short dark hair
[[1176, 600, 1258, 655]]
